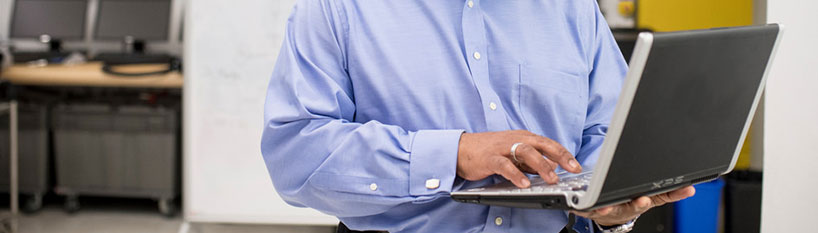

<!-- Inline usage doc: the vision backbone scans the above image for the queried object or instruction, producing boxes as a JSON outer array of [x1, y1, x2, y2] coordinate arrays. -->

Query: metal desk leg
[[9, 101, 18, 233]]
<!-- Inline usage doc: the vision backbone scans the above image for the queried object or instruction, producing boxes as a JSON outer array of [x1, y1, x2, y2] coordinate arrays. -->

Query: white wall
[[762, 1, 818, 232]]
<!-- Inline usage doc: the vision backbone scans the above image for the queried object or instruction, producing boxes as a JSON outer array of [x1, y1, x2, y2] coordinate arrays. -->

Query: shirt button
[[425, 179, 440, 189], [369, 183, 378, 191], [468, 0, 474, 8], [494, 217, 503, 226], [473, 51, 481, 60], [489, 102, 497, 110]]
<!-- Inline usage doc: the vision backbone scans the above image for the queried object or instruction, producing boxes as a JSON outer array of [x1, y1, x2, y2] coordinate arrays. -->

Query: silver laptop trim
[[724, 24, 784, 174], [573, 32, 654, 209]]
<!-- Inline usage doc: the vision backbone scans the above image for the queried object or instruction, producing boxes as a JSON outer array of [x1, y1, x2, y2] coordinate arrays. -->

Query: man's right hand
[[456, 130, 583, 188]]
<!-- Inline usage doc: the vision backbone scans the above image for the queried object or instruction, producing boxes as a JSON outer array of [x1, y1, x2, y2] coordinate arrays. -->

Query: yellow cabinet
[[637, 0, 754, 32]]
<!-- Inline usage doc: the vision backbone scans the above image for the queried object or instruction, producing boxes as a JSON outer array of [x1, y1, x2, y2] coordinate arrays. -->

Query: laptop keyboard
[[501, 172, 592, 194]]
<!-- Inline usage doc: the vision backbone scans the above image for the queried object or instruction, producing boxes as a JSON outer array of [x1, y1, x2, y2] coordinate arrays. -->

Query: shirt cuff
[[408, 129, 464, 197]]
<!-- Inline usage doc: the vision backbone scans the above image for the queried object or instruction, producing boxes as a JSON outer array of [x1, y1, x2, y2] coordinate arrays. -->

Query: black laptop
[[451, 24, 783, 211]]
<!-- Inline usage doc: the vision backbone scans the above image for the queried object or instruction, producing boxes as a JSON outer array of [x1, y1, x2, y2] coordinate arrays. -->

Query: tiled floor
[[19, 206, 182, 233], [8, 197, 334, 233], [15, 207, 335, 233]]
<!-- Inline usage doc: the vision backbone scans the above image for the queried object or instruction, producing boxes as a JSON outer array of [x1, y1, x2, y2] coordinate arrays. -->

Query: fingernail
[[521, 179, 531, 187], [569, 160, 579, 169]]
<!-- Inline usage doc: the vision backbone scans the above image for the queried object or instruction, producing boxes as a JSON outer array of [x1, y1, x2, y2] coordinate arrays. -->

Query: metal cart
[[52, 104, 178, 216]]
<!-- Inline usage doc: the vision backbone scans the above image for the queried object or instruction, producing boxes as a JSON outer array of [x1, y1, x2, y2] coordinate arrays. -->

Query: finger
[[518, 164, 553, 176], [669, 186, 696, 200], [490, 156, 530, 188], [518, 164, 537, 174], [652, 186, 696, 206], [594, 206, 614, 216], [541, 156, 558, 170], [573, 206, 614, 219], [598, 199, 649, 225], [649, 192, 673, 207], [518, 155, 558, 174], [633, 196, 653, 213], [600, 197, 648, 223], [514, 144, 559, 183], [527, 136, 582, 173]]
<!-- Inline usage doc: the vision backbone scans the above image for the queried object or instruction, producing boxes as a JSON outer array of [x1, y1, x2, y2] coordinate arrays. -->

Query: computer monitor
[[10, 0, 88, 40], [95, 0, 171, 41]]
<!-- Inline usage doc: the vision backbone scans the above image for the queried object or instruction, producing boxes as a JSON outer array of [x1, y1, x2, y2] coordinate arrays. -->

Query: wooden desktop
[[1, 62, 183, 88]]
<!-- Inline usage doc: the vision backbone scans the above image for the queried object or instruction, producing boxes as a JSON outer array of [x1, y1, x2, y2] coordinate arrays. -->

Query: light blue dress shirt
[[261, 0, 626, 232]]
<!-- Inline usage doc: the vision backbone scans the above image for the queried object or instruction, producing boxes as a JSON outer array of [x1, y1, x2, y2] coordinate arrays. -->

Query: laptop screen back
[[598, 25, 779, 203]]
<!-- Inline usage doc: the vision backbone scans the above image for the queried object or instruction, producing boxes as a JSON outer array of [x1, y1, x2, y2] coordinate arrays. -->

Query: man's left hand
[[572, 186, 696, 226]]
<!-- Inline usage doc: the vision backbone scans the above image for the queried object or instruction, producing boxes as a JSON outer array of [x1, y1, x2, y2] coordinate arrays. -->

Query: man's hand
[[456, 130, 583, 188], [573, 186, 696, 226]]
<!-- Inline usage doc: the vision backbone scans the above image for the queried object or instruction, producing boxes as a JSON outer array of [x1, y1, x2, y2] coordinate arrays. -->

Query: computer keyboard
[[12, 51, 73, 63], [92, 53, 176, 65], [504, 172, 592, 194]]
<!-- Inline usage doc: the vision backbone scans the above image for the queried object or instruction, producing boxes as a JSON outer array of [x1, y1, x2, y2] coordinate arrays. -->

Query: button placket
[[461, 0, 506, 131], [486, 206, 511, 230]]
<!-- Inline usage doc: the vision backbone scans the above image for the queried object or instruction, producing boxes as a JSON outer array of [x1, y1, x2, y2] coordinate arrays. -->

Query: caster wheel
[[22, 194, 43, 213], [0, 218, 11, 233], [64, 195, 80, 213], [158, 198, 177, 217]]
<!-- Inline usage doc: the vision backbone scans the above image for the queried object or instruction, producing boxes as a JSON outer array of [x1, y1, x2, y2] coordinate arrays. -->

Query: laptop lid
[[589, 25, 782, 207]]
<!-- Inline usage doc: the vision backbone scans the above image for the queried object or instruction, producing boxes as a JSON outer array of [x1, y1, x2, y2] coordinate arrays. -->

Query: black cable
[[101, 62, 177, 77], [563, 213, 579, 233], [97, 54, 182, 77]]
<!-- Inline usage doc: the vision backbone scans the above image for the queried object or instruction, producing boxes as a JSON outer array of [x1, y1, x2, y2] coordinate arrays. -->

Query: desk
[[2, 62, 183, 88], [0, 62, 182, 229]]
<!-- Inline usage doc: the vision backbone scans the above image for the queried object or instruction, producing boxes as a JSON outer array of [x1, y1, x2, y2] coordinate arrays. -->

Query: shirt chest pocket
[[517, 64, 587, 137]]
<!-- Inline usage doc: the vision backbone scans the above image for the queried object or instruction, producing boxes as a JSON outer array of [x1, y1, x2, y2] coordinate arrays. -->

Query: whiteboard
[[0, 0, 11, 42], [183, 0, 337, 225]]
